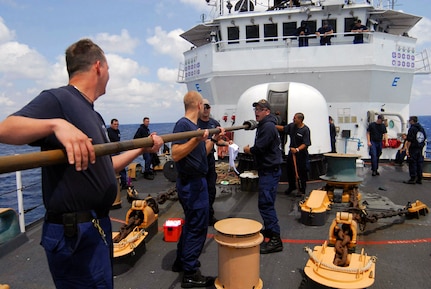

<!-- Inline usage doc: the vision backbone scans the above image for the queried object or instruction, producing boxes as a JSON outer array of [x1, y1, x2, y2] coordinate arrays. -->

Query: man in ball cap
[[198, 98, 230, 225], [244, 99, 284, 254]]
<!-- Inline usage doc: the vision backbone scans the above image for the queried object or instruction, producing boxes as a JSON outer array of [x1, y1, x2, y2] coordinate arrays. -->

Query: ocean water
[[0, 122, 175, 226], [1, 117, 431, 226]]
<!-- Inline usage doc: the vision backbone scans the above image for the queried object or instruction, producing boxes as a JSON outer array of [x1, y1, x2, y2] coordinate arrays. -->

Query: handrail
[[247, 31, 373, 41]]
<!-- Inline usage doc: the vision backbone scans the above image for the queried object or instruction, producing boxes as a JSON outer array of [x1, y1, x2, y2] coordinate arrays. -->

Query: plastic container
[[163, 218, 184, 242]]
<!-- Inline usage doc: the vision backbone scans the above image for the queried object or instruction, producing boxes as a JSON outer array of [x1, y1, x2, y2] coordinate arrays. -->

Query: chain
[[92, 219, 108, 245]]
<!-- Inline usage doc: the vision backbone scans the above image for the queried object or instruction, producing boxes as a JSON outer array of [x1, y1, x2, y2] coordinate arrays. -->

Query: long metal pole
[[0, 121, 256, 174], [15, 170, 25, 232]]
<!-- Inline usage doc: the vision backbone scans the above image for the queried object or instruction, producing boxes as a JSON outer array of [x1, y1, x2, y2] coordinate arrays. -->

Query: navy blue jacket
[[407, 123, 427, 150], [250, 114, 283, 170]]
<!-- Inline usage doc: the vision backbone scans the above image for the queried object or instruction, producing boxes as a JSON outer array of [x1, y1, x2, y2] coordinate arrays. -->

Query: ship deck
[[1, 160, 430, 289]]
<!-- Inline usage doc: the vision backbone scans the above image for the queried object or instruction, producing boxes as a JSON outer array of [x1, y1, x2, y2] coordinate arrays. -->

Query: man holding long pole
[[244, 99, 283, 254], [0, 39, 163, 289]]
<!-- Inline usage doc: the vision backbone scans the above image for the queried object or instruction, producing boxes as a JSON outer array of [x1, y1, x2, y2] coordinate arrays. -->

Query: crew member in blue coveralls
[[367, 114, 389, 176], [244, 99, 283, 254], [403, 116, 427, 184], [198, 99, 231, 226], [107, 118, 128, 189], [171, 91, 224, 288], [0, 39, 164, 289]]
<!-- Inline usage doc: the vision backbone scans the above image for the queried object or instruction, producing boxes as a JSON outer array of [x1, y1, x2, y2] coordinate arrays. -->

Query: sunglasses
[[204, 104, 211, 109]]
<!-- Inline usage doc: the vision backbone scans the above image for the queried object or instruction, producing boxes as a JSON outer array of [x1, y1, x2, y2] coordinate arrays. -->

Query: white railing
[[415, 49, 431, 75], [214, 31, 373, 52], [15, 171, 26, 232]]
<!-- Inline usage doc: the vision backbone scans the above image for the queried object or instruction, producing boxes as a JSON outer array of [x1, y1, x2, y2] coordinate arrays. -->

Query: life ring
[[383, 138, 401, 149]]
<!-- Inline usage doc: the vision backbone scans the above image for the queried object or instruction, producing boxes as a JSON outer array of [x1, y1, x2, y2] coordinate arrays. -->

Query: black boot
[[403, 177, 416, 184], [260, 234, 283, 254], [416, 177, 422, 184], [181, 270, 214, 288]]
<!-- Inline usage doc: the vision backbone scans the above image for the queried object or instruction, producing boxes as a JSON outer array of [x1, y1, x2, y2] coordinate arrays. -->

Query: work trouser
[[408, 149, 424, 179], [258, 166, 281, 236], [41, 215, 113, 289], [143, 152, 152, 172], [176, 176, 209, 273], [369, 141, 383, 172]]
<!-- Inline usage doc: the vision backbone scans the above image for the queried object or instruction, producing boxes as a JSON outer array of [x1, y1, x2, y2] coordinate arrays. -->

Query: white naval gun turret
[[232, 82, 331, 179]]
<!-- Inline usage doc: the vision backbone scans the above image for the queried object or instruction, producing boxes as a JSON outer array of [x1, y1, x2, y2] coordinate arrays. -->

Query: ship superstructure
[[178, 0, 430, 158]]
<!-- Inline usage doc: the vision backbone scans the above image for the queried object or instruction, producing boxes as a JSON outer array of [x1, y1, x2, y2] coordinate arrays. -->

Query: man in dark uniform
[[316, 21, 334, 45], [296, 21, 310, 47], [367, 115, 389, 176], [107, 118, 128, 189], [329, 116, 337, 153], [134, 117, 154, 180], [277, 112, 311, 195], [0, 39, 163, 289], [198, 99, 230, 226], [351, 19, 369, 44], [171, 91, 223, 288], [244, 99, 283, 254], [404, 116, 427, 184]]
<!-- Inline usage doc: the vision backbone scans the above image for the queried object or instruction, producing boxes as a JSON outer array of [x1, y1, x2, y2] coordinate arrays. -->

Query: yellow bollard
[[128, 162, 142, 180], [214, 218, 264, 289]]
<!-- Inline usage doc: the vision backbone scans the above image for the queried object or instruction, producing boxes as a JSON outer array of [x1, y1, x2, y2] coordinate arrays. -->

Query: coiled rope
[[114, 228, 146, 250]]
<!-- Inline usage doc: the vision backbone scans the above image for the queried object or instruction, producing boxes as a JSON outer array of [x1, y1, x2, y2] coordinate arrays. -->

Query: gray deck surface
[[1, 160, 430, 289]]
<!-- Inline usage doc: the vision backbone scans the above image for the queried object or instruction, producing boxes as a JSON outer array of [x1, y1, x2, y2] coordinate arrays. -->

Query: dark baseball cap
[[252, 99, 271, 111]]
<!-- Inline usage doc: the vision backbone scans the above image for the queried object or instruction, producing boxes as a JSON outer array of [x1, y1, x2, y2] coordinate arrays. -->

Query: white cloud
[[409, 17, 431, 47], [98, 80, 186, 124], [0, 17, 15, 43], [33, 55, 68, 90], [93, 29, 140, 54], [94, 51, 186, 123], [146, 26, 191, 62], [157, 67, 179, 83], [407, 16, 431, 116], [0, 41, 49, 79], [0, 92, 15, 106], [180, 0, 210, 11], [410, 75, 431, 116], [106, 53, 148, 85]]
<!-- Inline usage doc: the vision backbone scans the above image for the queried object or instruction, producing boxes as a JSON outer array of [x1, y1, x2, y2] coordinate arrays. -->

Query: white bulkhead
[[234, 82, 331, 155]]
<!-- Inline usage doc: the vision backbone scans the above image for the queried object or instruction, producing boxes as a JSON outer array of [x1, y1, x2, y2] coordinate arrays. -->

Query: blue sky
[[0, 0, 430, 124]]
